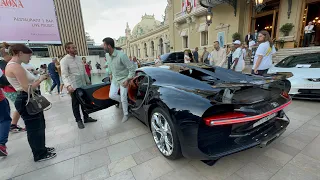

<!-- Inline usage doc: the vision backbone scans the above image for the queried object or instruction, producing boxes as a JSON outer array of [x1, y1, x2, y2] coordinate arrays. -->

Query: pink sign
[[0, 0, 61, 44]]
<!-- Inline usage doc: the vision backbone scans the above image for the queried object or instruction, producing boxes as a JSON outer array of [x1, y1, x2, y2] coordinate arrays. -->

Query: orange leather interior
[[92, 85, 111, 100], [128, 76, 140, 102]]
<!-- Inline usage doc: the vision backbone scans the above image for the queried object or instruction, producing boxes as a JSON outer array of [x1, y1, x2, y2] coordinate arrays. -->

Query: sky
[[80, 0, 168, 45]]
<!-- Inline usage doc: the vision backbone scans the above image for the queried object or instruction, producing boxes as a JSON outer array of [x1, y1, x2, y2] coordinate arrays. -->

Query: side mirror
[[102, 77, 110, 83]]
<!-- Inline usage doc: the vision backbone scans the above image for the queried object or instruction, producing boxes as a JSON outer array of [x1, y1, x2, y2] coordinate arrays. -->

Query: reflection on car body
[[75, 63, 292, 161]]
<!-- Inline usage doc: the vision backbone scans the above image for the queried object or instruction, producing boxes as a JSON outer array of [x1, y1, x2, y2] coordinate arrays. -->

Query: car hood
[[268, 66, 320, 78]]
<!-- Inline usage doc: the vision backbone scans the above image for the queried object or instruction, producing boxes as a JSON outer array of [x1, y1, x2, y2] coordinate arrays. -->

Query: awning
[[198, 23, 208, 32], [180, 29, 188, 37]]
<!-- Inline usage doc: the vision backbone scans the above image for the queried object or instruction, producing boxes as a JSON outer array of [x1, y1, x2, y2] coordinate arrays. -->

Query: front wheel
[[150, 107, 182, 160]]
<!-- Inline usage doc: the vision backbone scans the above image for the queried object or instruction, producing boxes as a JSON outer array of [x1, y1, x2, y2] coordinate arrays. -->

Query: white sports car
[[268, 53, 320, 100]]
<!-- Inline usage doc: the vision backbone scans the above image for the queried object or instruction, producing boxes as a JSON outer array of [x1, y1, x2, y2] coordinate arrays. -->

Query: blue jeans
[[0, 98, 11, 146], [50, 75, 60, 93]]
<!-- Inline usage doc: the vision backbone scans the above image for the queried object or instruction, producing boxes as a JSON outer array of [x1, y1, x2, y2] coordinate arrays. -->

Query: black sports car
[[75, 63, 292, 160]]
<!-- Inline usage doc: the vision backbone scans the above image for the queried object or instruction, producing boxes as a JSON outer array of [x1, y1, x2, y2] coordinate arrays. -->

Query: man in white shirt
[[61, 42, 97, 129], [209, 41, 226, 67], [231, 40, 244, 72], [303, 21, 314, 47]]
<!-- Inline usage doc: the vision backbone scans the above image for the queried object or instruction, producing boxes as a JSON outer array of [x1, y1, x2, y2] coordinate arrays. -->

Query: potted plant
[[232, 32, 241, 41], [280, 23, 294, 36]]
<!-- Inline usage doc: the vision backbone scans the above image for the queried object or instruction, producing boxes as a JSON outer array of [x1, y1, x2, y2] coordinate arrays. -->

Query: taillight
[[281, 91, 290, 99], [204, 112, 246, 126]]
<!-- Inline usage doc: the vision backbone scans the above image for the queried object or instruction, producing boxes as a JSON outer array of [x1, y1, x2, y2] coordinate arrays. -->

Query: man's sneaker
[[84, 117, 97, 123], [46, 147, 55, 153], [0, 145, 8, 156], [35, 152, 57, 162], [77, 121, 85, 129], [10, 124, 26, 133], [121, 115, 129, 123]]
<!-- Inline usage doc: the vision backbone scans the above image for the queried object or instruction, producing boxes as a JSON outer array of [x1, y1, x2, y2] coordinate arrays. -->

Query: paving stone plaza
[[1, 75, 320, 180]]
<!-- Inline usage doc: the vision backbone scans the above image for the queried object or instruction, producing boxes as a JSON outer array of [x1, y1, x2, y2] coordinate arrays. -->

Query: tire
[[150, 107, 182, 160]]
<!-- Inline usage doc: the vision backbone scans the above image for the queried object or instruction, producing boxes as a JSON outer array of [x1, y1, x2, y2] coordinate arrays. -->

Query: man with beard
[[60, 42, 97, 129], [103, 37, 136, 123]]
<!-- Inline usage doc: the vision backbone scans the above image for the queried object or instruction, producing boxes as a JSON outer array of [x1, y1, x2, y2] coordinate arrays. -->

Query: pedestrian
[[48, 58, 61, 95], [209, 41, 226, 67], [56, 56, 65, 95], [303, 21, 314, 47], [231, 40, 244, 73], [245, 31, 254, 46], [132, 56, 139, 69], [184, 50, 191, 63], [60, 42, 97, 129], [95, 62, 102, 76], [5, 43, 56, 162], [252, 30, 276, 76], [201, 47, 209, 64], [193, 47, 199, 63], [227, 45, 233, 69], [0, 69, 12, 156], [103, 37, 136, 123], [82, 57, 92, 82], [0, 42, 26, 132], [40, 64, 52, 94]]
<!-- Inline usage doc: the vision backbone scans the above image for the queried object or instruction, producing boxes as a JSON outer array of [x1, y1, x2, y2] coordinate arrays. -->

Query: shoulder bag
[[26, 85, 52, 115]]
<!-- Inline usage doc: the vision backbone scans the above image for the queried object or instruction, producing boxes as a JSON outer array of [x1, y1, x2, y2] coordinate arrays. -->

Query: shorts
[[4, 92, 18, 102]]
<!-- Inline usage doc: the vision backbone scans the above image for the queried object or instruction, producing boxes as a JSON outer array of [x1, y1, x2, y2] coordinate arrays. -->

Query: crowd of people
[[0, 30, 275, 163], [182, 30, 275, 75]]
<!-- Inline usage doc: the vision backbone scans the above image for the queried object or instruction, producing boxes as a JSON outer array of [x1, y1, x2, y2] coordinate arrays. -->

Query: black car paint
[[76, 64, 291, 160]]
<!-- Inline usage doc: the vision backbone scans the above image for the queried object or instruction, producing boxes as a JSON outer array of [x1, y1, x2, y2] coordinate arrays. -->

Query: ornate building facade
[[117, 0, 320, 61]]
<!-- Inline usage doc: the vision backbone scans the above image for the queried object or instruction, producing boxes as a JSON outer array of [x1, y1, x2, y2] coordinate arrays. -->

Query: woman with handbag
[[5, 44, 56, 162]]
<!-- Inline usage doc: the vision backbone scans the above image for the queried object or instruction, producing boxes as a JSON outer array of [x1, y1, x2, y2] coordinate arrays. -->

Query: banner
[[0, 0, 61, 44]]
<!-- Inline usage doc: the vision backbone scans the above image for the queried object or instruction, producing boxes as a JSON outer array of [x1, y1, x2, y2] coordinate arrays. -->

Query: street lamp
[[254, 0, 265, 12], [206, 8, 213, 26]]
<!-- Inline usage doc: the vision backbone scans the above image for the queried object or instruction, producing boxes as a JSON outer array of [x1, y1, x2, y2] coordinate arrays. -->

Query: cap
[[233, 40, 241, 45]]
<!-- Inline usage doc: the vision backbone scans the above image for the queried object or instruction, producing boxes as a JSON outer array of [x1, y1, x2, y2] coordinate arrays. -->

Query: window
[[201, 31, 208, 46], [183, 36, 188, 48], [275, 53, 320, 68]]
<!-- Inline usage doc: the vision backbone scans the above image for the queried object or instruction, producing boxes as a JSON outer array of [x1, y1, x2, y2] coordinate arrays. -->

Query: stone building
[[117, 0, 320, 61]]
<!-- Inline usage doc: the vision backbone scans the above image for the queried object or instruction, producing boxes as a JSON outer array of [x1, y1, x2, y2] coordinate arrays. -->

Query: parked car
[[141, 52, 185, 67], [268, 52, 320, 100], [75, 63, 291, 160]]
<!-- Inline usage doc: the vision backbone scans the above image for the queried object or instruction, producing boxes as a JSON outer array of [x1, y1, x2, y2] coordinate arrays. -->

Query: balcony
[[174, 5, 207, 24]]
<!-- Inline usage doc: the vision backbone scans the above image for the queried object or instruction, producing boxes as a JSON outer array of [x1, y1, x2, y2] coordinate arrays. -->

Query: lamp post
[[254, 0, 265, 12], [206, 8, 213, 26]]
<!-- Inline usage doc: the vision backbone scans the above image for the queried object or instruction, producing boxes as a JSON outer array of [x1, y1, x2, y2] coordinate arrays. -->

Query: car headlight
[[307, 78, 320, 82]]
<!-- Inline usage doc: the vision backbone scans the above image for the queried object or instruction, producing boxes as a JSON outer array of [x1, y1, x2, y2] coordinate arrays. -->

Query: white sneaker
[[121, 115, 129, 123]]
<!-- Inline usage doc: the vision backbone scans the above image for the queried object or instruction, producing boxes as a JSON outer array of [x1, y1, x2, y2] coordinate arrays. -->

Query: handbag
[[26, 85, 52, 115]]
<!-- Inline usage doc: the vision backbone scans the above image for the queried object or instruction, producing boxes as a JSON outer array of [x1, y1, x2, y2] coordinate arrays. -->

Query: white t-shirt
[[232, 47, 244, 72], [249, 40, 256, 50], [184, 55, 191, 63], [253, 41, 276, 70], [304, 25, 314, 34]]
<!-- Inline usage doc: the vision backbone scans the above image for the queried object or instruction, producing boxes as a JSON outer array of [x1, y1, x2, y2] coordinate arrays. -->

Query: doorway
[[299, 0, 320, 47], [250, 0, 280, 40]]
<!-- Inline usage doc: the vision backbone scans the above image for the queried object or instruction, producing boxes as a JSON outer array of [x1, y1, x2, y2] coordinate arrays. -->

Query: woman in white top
[[184, 50, 191, 63], [252, 30, 276, 76], [5, 44, 56, 162]]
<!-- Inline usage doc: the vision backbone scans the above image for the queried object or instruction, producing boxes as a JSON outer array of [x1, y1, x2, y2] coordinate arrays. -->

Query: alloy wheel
[[151, 112, 174, 156]]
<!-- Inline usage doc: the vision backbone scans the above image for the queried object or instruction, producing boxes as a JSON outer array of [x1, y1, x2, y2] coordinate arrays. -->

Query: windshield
[[160, 53, 170, 61], [275, 53, 320, 68]]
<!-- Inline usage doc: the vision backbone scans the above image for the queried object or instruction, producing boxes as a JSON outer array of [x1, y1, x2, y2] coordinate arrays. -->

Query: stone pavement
[[1, 75, 320, 180]]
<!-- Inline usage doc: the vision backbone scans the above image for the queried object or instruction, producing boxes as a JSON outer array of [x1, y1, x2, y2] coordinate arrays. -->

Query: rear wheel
[[150, 107, 182, 160]]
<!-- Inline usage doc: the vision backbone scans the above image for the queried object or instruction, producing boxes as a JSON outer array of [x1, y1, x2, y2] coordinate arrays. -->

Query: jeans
[[303, 33, 312, 47], [50, 75, 60, 93], [70, 90, 89, 122], [109, 81, 128, 116], [15, 91, 47, 161], [0, 99, 11, 146]]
